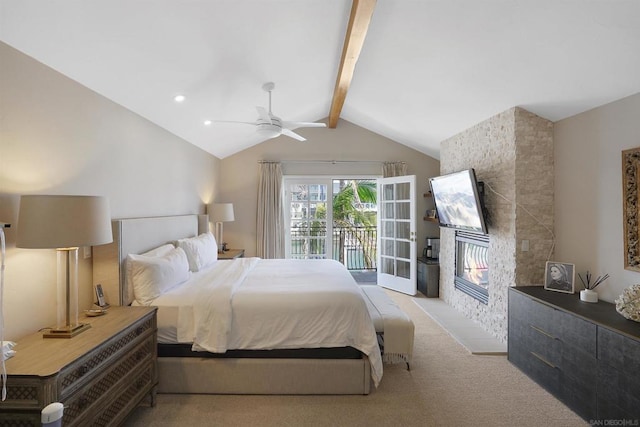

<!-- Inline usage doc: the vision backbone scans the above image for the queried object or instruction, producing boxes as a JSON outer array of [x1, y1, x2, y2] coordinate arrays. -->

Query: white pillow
[[125, 243, 175, 290], [177, 232, 218, 272], [141, 243, 175, 258], [128, 247, 190, 305]]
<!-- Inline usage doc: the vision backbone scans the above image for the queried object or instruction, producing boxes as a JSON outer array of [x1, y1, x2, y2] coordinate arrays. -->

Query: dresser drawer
[[509, 289, 556, 332], [79, 363, 156, 427], [509, 289, 596, 355], [509, 341, 561, 396], [597, 327, 640, 372], [0, 411, 41, 427], [62, 336, 155, 425], [596, 327, 640, 420], [559, 371, 597, 420], [58, 313, 155, 399], [597, 358, 640, 420], [0, 377, 53, 412]]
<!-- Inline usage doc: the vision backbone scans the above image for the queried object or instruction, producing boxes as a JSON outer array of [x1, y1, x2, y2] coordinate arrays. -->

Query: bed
[[93, 214, 381, 395]]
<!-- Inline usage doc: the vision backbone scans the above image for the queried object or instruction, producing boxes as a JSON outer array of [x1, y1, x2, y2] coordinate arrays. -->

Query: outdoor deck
[[350, 270, 377, 284]]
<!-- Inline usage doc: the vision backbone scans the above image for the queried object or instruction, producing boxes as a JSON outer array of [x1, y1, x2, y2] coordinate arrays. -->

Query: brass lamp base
[[43, 323, 91, 339]]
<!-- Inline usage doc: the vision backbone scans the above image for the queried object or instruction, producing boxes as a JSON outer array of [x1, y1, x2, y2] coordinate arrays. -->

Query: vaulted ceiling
[[1, 1, 639, 159]]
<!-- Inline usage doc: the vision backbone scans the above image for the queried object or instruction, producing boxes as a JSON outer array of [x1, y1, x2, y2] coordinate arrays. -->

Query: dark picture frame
[[622, 147, 640, 272], [544, 261, 575, 294]]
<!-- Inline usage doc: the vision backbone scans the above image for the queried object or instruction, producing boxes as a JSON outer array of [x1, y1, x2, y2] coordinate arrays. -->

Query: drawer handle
[[530, 351, 557, 369], [529, 325, 558, 340]]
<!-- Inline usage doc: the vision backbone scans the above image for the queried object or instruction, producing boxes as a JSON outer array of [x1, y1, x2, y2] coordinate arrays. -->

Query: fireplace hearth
[[455, 231, 489, 304]]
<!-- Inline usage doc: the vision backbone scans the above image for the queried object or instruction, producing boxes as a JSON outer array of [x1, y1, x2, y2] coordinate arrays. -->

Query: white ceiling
[[1, 1, 639, 159]]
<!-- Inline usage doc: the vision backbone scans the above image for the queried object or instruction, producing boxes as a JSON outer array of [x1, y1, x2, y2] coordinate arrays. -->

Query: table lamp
[[210, 203, 234, 252], [17, 195, 112, 338]]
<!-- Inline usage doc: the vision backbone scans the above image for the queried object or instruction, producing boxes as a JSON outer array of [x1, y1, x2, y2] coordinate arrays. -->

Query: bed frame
[[93, 214, 372, 395]]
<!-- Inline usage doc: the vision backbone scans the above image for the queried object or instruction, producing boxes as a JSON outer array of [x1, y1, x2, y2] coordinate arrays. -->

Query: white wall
[[554, 92, 640, 303], [219, 120, 441, 257], [0, 42, 220, 340]]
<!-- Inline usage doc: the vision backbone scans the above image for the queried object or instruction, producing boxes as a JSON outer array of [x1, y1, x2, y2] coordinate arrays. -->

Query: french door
[[284, 178, 332, 259], [377, 175, 417, 295]]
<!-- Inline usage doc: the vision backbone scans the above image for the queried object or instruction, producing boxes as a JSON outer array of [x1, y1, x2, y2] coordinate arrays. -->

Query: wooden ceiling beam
[[328, 0, 377, 128]]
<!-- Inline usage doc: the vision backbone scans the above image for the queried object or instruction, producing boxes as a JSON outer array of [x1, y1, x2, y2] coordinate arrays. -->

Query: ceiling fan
[[214, 82, 326, 141]]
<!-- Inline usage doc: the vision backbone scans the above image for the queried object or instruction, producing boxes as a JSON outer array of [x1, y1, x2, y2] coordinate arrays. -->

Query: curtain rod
[[257, 160, 405, 165]]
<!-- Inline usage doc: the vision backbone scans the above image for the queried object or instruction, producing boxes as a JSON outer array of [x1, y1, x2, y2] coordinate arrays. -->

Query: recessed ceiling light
[[174, 94, 186, 103], [204, 120, 212, 126]]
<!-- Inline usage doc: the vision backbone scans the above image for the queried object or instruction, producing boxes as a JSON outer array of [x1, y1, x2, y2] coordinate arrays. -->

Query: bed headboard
[[93, 214, 209, 306]]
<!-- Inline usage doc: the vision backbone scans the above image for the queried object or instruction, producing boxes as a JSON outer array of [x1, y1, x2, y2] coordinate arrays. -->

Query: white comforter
[[155, 258, 382, 386]]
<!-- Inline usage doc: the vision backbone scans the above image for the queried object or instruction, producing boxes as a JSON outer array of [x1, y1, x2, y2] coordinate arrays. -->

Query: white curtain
[[382, 161, 407, 177], [257, 162, 284, 258]]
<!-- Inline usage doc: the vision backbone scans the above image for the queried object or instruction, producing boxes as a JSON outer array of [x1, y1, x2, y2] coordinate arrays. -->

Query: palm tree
[[332, 180, 377, 269]]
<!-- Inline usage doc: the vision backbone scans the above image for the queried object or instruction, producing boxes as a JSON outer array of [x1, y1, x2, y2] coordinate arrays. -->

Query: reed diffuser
[[578, 271, 609, 303]]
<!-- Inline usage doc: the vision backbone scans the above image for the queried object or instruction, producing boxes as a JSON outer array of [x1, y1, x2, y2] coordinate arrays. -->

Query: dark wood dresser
[[0, 306, 157, 426], [508, 286, 640, 422]]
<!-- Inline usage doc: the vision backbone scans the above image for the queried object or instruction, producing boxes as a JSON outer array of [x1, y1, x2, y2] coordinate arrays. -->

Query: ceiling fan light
[[256, 127, 281, 139]]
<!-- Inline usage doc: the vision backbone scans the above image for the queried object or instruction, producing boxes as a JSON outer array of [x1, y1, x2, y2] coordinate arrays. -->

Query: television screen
[[428, 169, 488, 234]]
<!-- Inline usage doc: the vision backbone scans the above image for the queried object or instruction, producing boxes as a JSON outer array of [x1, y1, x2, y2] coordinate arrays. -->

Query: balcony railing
[[290, 226, 377, 271]]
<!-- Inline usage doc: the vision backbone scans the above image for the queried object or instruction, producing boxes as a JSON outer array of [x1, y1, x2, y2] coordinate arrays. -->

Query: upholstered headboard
[[93, 214, 209, 306]]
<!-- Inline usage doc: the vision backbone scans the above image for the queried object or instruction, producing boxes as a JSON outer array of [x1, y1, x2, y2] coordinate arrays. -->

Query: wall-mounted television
[[428, 168, 488, 234]]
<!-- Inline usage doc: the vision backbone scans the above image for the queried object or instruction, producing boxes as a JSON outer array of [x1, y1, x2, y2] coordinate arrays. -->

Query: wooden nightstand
[[0, 306, 158, 427], [218, 249, 245, 260]]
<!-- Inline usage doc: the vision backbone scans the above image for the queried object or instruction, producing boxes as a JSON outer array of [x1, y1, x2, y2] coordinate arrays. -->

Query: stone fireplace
[[439, 107, 554, 343]]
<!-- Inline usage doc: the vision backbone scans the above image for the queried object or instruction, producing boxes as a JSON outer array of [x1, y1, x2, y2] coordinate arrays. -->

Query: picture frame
[[544, 261, 575, 294], [622, 147, 640, 272], [95, 283, 107, 307]]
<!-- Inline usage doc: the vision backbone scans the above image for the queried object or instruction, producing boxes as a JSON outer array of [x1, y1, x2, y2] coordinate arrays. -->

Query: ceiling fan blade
[[283, 121, 327, 130], [211, 120, 256, 125], [281, 128, 307, 142], [256, 106, 272, 124]]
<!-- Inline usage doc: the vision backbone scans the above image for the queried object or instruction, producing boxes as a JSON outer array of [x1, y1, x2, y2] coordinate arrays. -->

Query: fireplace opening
[[455, 231, 489, 304]]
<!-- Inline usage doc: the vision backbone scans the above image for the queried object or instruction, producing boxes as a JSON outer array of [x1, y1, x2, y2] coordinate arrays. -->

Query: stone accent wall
[[439, 107, 553, 342]]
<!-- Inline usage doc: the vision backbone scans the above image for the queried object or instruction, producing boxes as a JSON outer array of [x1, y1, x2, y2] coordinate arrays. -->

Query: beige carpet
[[124, 289, 587, 427]]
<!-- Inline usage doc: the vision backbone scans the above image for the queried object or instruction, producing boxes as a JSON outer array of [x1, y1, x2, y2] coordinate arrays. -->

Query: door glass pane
[[396, 182, 410, 200], [383, 184, 394, 201], [382, 258, 394, 275], [397, 241, 410, 259], [396, 201, 410, 220], [397, 260, 410, 279], [383, 202, 394, 219], [383, 221, 394, 237], [396, 222, 410, 240], [308, 238, 326, 257], [381, 239, 394, 256]]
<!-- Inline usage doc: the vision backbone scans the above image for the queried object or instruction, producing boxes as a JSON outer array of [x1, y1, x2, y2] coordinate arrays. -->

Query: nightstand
[[0, 306, 158, 427], [218, 249, 245, 260]]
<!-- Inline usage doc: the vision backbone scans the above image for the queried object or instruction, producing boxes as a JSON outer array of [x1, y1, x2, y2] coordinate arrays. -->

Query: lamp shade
[[211, 203, 235, 223], [17, 195, 113, 249]]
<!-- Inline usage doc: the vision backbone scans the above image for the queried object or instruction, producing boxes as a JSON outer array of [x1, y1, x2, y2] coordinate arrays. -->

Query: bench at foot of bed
[[360, 285, 415, 370]]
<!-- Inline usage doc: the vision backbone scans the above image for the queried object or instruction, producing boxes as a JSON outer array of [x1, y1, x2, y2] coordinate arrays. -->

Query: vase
[[580, 289, 598, 303]]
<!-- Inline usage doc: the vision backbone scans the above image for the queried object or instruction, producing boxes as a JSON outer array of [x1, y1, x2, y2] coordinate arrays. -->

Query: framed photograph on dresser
[[544, 261, 575, 294]]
